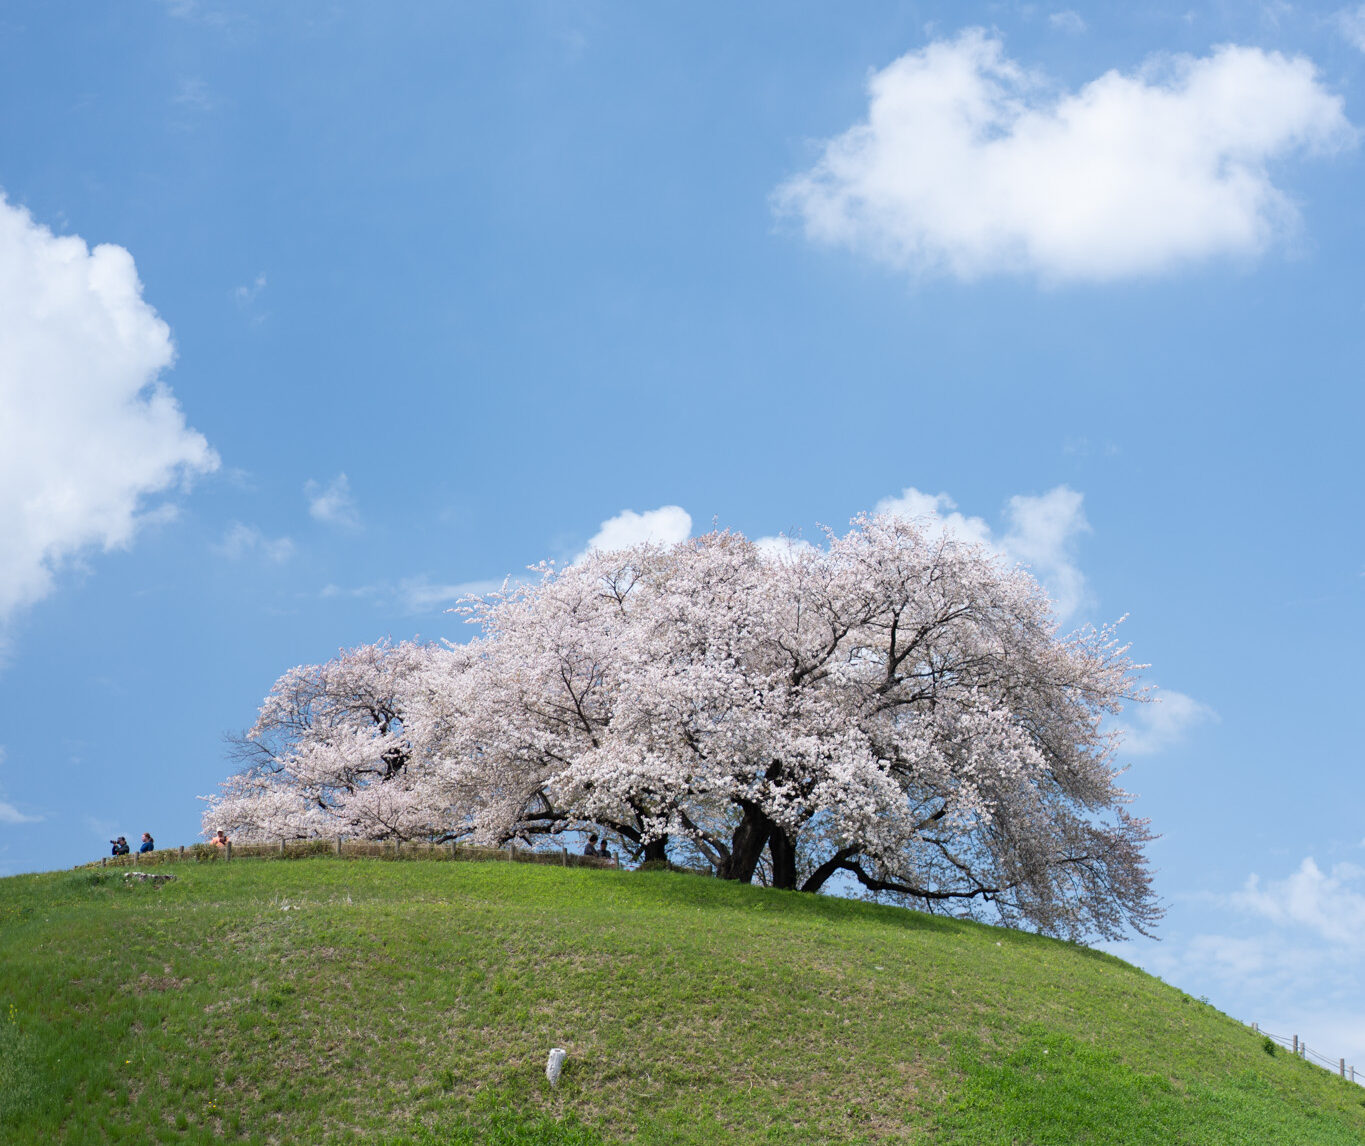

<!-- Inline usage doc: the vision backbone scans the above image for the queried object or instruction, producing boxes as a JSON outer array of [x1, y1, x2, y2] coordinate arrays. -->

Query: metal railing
[[1251, 1023, 1360, 1085]]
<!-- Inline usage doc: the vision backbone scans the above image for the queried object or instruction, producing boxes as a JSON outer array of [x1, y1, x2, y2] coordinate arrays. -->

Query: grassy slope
[[0, 858, 1362, 1145]]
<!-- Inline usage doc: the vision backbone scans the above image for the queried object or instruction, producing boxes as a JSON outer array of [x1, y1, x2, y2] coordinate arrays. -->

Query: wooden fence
[[1251, 1023, 1360, 1086], [81, 838, 619, 871]]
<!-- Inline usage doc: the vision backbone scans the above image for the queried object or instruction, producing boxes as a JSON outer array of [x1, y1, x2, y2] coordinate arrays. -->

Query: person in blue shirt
[[139, 833, 155, 854]]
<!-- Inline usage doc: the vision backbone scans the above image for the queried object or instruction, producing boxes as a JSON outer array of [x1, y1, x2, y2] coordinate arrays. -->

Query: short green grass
[[1, 858, 1361, 1143]]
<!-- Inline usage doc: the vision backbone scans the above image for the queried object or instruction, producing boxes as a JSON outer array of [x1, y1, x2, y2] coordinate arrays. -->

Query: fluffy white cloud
[[775, 31, 1353, 281], [874, 485, 1091, 620], [306, 473, 360, 530], [0, 195, 218, 623], [1048, 10, 1086, 34], [576, 488, 1088, 620], [1118, 687, 1217, 755], [752, 534, 817, 563], [1001, 487, 1093, 620], [214, 522, 294, 564], [576, 505, 692, 561], [874, 487, 994, 548]]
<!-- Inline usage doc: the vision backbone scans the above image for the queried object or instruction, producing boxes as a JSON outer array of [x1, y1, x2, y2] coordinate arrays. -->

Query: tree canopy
[[204, 513, 1158, 940]]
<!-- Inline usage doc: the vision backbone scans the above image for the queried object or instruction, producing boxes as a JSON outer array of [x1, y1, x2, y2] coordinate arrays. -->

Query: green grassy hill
[[1, 857, 1362, 1144]]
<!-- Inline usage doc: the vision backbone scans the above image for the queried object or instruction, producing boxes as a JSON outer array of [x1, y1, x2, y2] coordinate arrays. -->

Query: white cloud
[[234, 272, 266, 307], [775, 31, 1353, 281], [173, 77, 216, 111], [576, 505, 692, 561], [874, 485, 1091, 621], [1118, 687, 1218, 755], [306, 473, 360, 530], [1048, 10, 1086, 34], [874, 487, 995, 548], [394, 576, 505, 615], [319, 576, 505, 615], [0, 195, 218, 625], [215, 522, 294, 563], [1128, 856, 1365, 1066], [0, 748, 39, 825], [752, 534, 818, 563], [1337, 5, 1365, 51], [1000, 487, 1091, 620], [1232, 857, 1365, 947], [0, 800, 38, 825], [157, 0, 235, 28]]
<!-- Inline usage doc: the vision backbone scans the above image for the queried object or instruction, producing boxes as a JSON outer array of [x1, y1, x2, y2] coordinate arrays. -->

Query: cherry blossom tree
[[206, 640, 464, 842], [204, 512, 1160, 940]]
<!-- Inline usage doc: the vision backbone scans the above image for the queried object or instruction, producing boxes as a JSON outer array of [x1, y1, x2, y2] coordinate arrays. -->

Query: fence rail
[[80, 838, 620, 871], [1251, 1023, 1360, 1086]]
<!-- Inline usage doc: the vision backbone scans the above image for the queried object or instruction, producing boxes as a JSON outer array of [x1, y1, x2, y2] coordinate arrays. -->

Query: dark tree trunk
[[768, 826, 798, 890], [720, 801, 771, 882], [642, 836, 669, 864], [801, 847, 859, 893]]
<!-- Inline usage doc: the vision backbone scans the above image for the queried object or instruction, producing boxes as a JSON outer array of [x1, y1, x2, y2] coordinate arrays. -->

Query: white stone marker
[[546, 1048, 567, 1088]]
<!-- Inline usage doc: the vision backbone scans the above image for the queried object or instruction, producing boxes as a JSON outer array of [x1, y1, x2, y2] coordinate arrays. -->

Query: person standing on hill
[[139, 833, 154, 854], [212, 829, 229, 848]]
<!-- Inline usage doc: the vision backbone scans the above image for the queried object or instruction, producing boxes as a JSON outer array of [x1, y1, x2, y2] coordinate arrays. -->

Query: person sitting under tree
[[582, 833, 598, 856]]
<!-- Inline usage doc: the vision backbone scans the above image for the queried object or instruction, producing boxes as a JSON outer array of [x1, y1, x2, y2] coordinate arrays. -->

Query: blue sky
[[1, 0, 1362, 1065]]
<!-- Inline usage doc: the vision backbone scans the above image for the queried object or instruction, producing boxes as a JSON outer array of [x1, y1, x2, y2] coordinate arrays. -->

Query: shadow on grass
[[618, 867, 963, 933]]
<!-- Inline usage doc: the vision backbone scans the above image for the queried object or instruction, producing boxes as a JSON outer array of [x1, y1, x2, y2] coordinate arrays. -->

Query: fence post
[[225, 841, 232, 863], [1341, 1058, 1346, 1078], [101, 857, 107, 867], [1251, 1022, 1258, 1033], [279, 838, 286, 855], [335, 837, 342, 856], [1293, 1035, 1298, 1055], [179, 845, 185, 859], [561, 846, 568, 866], [450, 840, 457, 860], [395, 839, 401, 858]]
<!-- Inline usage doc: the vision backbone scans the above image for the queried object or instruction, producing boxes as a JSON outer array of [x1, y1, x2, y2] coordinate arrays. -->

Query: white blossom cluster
[[202, 513, 1158, 939]]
